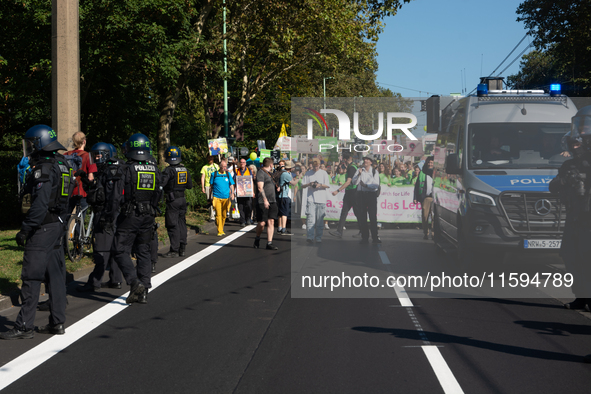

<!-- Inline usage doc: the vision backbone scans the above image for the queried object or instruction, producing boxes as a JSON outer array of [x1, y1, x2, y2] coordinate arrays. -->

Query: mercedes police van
[[426, 78, 577, 265]]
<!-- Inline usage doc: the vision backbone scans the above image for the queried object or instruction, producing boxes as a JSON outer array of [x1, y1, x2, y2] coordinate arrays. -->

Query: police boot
[[564, 298, 587, 310], [163, 249, 178, 258], [138, 288, 148, 304], [179, 243, 186, 257]]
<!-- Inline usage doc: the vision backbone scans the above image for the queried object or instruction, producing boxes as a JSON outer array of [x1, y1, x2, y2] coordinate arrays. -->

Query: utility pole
[[52, 0, 80, 149]]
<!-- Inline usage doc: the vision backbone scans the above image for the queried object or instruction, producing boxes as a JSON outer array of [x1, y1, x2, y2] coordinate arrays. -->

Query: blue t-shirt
[[278, 171, 292, 198], [210, 170, 235, 199]]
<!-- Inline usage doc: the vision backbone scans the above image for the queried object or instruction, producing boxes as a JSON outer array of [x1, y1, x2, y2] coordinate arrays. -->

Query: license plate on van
[[523, 240, 561, 249]]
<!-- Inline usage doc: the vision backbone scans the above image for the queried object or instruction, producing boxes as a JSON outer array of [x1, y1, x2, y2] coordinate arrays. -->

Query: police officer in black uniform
[[161, 146, 193, 258], [549, 105, 591, 311], [1, 125, 73, 339], [77, 142, 124, 292], [110, 133, 161, 304]]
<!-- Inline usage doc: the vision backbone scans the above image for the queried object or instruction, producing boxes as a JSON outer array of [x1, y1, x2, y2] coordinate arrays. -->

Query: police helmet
[[571, 105, 591, 151], [22, 125, 66, 157], [107, 144, 118, 160], [165, 146, 181, 165], [561, 131, 582, 155], [125, 133, 151, 161], [90, 142, 111, 164]]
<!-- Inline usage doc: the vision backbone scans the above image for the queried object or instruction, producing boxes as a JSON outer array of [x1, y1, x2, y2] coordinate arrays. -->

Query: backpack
[[64, 151, 83, 173], [272, 169, 286, 189]]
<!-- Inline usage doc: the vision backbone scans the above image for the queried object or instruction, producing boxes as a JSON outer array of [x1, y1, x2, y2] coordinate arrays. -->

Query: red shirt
[[65, 149, 92, 197]]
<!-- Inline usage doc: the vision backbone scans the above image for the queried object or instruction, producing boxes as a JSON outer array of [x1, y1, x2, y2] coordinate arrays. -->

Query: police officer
[[1, 125, 73, 339], [161, 146, 193, 258], [76, 142, 124, 292], [110, 133, 161, 304], [549, 105, 591, 311]]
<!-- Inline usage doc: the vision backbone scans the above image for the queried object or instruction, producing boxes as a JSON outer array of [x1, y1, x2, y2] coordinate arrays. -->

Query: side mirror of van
[[445, 153, 461, 175]]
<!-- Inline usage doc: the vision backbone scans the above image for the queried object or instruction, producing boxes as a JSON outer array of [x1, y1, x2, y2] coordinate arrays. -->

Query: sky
[[375, 0, 532, 97]]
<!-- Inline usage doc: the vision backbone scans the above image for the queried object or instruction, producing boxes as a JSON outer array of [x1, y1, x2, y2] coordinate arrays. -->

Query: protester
[[352, 157, 381, 244], [235, 158, 254, 227], [302, 158, 330, 243], [201, 155, 220, 222], [413, 156, 435, 240], [209, 159, 235, 236], [254, 158, 279, 250], [330, 153, 358, 239]]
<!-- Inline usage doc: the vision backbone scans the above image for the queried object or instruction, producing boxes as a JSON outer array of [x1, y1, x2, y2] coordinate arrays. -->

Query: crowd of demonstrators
[[254, 158, 279, 250], [302, 158, 330, 243], [413, 156, 435, 240], [209, 158, 235, 237], [200, 155, 220, 222]]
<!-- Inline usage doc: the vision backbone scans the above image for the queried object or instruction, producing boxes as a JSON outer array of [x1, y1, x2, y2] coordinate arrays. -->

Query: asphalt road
[[1, 222, 590, 393]]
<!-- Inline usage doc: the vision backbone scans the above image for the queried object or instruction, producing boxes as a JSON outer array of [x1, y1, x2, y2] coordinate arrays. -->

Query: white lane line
[[422, 346, 465, 394], [377, 249, 413, 306], [379, 248, 464, 394], [0, 226, 255, 391], [378, 251, 391, 264]]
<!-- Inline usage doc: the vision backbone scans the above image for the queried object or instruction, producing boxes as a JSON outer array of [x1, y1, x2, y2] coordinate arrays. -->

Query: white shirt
[[352, 166, 380, 192], [303, 169, 330, 204]]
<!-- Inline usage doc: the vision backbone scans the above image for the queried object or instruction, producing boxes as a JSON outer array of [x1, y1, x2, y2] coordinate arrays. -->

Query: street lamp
[[323, 77, 333, 136]]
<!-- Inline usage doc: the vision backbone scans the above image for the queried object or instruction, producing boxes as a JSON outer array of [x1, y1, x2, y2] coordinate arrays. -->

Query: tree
[[514, 0, 591, 95]]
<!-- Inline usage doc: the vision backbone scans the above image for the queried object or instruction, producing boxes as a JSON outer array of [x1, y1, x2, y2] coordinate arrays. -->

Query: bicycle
[[65, 202, 94, 262]]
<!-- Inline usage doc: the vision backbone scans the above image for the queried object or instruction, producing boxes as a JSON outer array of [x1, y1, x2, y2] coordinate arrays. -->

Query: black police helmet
[[22, 125, 66, 156], [165, 146, 181, 165], [125, 133, 151, 161], [90, 142, 111, 164], [571, 105, 591, 151], [107, 144, 118, 160]]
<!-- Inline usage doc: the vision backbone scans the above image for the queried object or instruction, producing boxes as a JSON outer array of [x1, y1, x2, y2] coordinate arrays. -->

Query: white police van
[[427, 78, 577, 265]]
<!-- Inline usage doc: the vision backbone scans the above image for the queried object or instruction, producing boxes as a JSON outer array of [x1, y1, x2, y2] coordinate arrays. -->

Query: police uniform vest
[[26, 155, 73, 223], [123, 161, 158, 216], [164, 164, 190, 198]]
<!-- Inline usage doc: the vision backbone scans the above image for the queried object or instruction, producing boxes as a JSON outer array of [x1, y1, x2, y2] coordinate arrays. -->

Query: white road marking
[[0, 226, 255, 391], [422, 345, 465, 394], [379, 248, 464, 394]]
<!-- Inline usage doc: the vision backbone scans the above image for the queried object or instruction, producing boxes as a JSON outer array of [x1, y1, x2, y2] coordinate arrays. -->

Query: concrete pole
[[52, 0, 80, 150]]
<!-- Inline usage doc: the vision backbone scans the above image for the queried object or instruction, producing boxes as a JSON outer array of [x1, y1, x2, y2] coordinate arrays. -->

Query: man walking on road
[[352, 157, 381, 244], [254, 158, 279, 250], [302, 158, 330, 243], [330, 152, 358, 238], [209, 159, 235, 237]]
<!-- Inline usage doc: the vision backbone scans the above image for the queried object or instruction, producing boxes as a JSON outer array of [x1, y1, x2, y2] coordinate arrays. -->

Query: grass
[[0, 208, 210, 296]]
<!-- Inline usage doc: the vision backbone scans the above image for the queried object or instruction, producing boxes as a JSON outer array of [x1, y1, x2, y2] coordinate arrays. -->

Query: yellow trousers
[[213, 197, 231, 234]]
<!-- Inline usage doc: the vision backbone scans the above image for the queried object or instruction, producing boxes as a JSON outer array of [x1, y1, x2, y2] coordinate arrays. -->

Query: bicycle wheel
[[65, 214, 84, 262]]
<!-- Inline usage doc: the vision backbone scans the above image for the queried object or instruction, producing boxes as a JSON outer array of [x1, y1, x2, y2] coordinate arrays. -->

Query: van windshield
[[468, 123, 570, 169]]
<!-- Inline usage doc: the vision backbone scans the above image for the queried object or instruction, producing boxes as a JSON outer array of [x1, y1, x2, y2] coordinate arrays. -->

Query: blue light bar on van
[[477, 84, 488, 97], [549, 84, 561, 96]]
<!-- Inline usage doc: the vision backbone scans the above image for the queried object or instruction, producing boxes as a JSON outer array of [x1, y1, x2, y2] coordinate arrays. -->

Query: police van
[[426, 78, 577, 265]]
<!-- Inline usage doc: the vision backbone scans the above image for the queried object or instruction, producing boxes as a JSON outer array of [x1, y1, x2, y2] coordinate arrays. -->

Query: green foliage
[[513, 0, 591, 95], [0, 151, 25, 228]]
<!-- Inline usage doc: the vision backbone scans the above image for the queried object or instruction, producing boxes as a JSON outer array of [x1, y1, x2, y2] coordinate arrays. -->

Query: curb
[[0, 220, 219, 312]]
